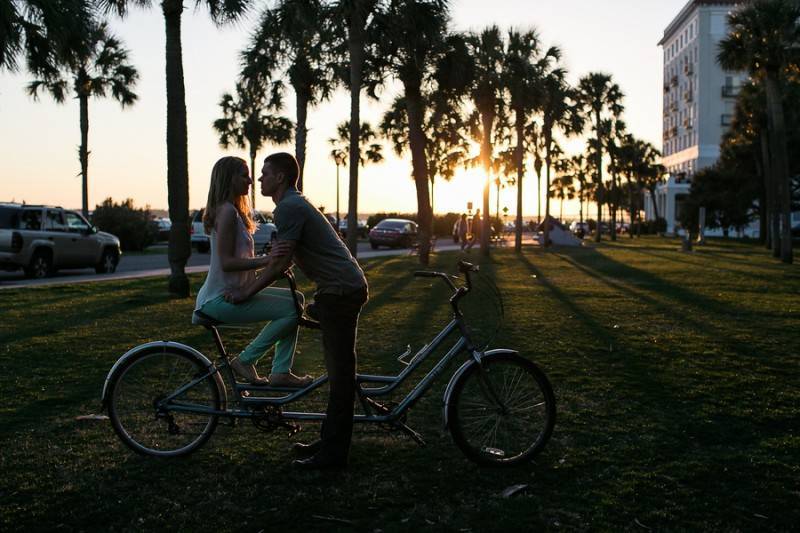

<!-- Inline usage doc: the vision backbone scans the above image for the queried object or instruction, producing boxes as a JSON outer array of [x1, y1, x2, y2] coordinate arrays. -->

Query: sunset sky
[[0, 0, 691, 218]]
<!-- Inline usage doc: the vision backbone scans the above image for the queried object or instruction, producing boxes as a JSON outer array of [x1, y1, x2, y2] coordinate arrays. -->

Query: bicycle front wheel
[[108, 349, 222, 457], [447, 353, 555, 466]]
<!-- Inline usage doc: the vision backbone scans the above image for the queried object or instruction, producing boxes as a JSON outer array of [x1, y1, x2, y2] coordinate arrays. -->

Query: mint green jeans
[[199, 287, 303, 373]]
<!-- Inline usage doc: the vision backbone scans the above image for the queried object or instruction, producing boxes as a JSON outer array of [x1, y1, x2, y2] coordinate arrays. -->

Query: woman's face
[[231, 163, 252, 198]]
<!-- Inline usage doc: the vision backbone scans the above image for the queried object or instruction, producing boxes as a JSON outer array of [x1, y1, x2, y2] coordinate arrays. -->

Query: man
[[466, 209, 481, 251], [225, 152, 368, 469]]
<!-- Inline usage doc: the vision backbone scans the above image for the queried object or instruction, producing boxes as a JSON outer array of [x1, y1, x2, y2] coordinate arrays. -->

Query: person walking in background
[[467, 209, 481, 251], [458, 214, 469, 251]]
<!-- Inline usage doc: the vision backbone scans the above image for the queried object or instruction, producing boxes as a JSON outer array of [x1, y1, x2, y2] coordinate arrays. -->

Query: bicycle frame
[[163, 316, 476, 425]]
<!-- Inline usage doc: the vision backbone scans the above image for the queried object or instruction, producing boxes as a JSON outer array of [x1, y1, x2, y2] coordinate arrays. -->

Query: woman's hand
[[269, 240, 292, 258], [223, 286, 249, 304]]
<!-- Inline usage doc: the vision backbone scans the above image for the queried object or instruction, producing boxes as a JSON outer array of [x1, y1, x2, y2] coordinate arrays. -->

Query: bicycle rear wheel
[[108, 350, 222, 457], [447, 353, 555, 466]]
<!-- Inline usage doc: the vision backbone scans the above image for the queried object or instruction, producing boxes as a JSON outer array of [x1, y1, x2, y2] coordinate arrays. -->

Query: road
[[0, 239, 492, 289]]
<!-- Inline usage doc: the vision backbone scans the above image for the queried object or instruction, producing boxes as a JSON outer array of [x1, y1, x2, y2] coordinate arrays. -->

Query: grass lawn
[[1, 237, 798, 531]]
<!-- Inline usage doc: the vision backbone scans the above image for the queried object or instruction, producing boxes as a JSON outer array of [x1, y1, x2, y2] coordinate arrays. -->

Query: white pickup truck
[[190, 209, 277, 254]]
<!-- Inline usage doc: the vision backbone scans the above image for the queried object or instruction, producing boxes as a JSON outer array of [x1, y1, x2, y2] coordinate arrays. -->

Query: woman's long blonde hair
[[203, 156, 255, 234]]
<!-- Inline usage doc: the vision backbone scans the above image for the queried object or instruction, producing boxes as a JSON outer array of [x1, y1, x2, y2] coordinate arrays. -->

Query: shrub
[[92, 198, 157, 251]]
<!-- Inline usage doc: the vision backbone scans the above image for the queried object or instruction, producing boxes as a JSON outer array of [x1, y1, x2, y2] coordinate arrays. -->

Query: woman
[[194, 156, 312, 388]]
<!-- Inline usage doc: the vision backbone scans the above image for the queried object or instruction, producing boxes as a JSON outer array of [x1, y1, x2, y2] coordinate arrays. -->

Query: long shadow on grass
[[614, 243, 786, 282], [516, 253, 775, 452], [569, 245, 777, 328]]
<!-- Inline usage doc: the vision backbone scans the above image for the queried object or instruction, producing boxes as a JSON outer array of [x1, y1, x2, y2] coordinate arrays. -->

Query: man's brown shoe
[[269, 372, 313, 388], [229, 357, 268, 385]]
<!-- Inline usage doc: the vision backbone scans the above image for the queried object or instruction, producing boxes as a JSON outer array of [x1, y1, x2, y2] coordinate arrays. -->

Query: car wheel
[[197, 241, 210, 254], [96, 248, 119, 274], [370, 241, 378, 250], [24, 250, 53, 279]]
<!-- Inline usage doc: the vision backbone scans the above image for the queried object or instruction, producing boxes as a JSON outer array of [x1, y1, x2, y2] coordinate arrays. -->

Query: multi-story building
[[646, 0, 747, 234]]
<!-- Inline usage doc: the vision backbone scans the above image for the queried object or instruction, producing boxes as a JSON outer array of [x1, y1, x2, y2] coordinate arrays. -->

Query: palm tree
[[1, 0, 93, 77], [104, 0, 253, 297], [718, 0, 799, 264], [27, 22, 138, 217], [604, 118, 627, 241], [242, 0, 334, 192], [551, 166, 575, 222], [328, 120, 384, 228], [576, 72, 624, 242], [375, 0, 450, 265], [503, 28, 556, 252], [329, 147, 347, 226], [329, 0, 384, 256], [464, 26, 505, 256], [213, 78, 294, 210], [541, 72, 583, 247], [567, 153, 591, 228]]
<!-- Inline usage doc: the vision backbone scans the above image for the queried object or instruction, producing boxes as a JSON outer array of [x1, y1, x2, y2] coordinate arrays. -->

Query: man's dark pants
[[315, 286, 368, 461]]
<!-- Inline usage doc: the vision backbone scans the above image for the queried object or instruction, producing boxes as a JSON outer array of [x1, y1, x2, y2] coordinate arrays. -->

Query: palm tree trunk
[[335, 163, 340, 227], [627, 176, 635, 239], [249, 144, 257, 211], [755, 135, 768, 247], [543, 135, 552, 248], [764, 73, 791, 263], [405, 85, 432, 265], [345, 23, 364, 257], [536, 168, 542, 224], [163, 0, 190, 297], [594, 112, 603, 242], [648, 185, 660, 222], [514, 119, 524, 253], [78, 91, 89, 217], [480, 112, 493, 257], [760, 117, 779, 256], [295, 92, 308, 192]]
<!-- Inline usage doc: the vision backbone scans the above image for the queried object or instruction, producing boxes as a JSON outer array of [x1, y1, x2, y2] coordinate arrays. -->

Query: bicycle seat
[[192, 310, 222, 327]]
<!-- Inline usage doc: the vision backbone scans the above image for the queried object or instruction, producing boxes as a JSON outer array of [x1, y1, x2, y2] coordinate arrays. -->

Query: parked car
[[190, 209, 209, 253], [0, 203, 121, 278], [151, 217, 171, 242], [191, 209, 277, 254], [368, 218, 418, 249], [252, 212, 277, 253], [569, 221, 590, 238], [338, 218, 368, 239]]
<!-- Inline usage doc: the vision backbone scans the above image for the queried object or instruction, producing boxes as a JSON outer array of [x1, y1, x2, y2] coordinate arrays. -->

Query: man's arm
[[223, 240, 297, 304]]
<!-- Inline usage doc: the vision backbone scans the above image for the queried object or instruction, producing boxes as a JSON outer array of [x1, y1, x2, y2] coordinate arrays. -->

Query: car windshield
[[376, 220, 408, 230]]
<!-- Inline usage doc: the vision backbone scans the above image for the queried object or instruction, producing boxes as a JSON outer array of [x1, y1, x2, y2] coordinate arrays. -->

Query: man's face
[[259, 162, 281, 197]]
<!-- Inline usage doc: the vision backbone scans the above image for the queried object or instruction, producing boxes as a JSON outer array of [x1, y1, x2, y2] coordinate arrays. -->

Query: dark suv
[[0, 203, 121, 278]]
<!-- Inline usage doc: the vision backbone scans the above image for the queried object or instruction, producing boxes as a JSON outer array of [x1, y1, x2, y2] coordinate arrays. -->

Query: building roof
[[658, 0, 740, 46]]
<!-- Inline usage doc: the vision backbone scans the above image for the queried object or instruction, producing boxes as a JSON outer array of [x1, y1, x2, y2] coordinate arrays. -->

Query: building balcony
[[669, 101, 678, 112], [670, 75, 678, 87], [722, 85, 740, 98], [683, 117, 693, 129], [683, 63, 694, 75], [683, 91, 693, 102]]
